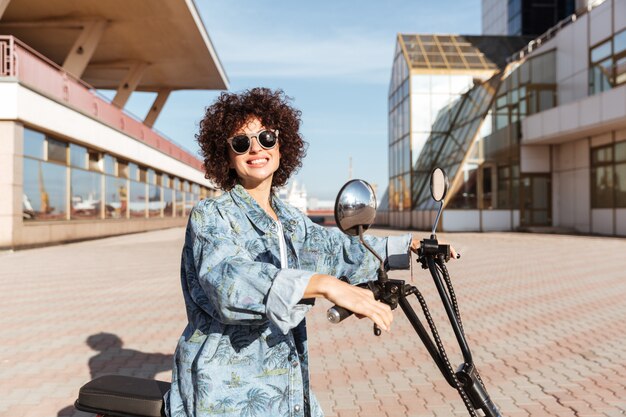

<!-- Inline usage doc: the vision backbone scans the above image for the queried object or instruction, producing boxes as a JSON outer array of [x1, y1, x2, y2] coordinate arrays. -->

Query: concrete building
[[381, 0, 626, 236], [0, 0, 228, 249]]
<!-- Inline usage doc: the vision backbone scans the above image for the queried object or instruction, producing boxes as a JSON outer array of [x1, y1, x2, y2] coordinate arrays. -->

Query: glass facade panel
[[448, 163, 478, 209], [128, 163, 138, 181], [70, 143, 87, 168], [592, 146, 613, 164], [176, 190, 184, 217], [615, 163, 626, 207], [615, 30, 626, 55], [591, 41, 612, 62], [104, 155, 115, 175], [47, 137, 67, 164], [118, 161, 129, 179], [482, 166, 493, 209], [88, 151, 101, 171], [105, 176, 128, 219], [130, 181, 146, 218], [23, 128, 45, 159], [138, 167, 147, 183], [616, 141, 626, 162], [23, 158, 67, 221], [71, 169, 101, 219], [148, 185, 162, 217], [591, 166, 614, 208], [164, 188, 174, 217]]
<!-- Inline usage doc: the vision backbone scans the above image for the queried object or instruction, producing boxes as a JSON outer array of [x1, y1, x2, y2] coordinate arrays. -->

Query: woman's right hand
[[304, 274, 394, 332]]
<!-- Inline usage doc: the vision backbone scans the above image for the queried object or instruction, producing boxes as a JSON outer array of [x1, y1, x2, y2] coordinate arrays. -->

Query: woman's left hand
[[410, 238, 459, 259]]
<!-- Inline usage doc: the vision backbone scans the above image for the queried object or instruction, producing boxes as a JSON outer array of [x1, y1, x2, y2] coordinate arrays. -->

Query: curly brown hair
[[196, 88, 307, 190]]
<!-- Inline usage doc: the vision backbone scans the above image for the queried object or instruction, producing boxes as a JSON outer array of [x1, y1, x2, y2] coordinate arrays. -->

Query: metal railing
[[0, 35, 203, 171]]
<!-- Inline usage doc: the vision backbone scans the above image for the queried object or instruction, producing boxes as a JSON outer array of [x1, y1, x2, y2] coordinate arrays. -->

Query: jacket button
[[291, 360, 298, 367], [294, 405, 301, 412]]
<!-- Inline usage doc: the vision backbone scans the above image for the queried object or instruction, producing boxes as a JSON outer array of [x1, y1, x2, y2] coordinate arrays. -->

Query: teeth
[[249, 159, 267, 165]]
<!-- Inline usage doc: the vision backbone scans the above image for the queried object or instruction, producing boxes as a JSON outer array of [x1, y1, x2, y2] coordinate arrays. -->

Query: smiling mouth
[[247, 158, 269, 166]]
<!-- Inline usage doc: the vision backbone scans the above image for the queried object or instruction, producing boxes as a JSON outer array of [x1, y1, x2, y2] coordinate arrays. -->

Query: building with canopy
[[0, 0, 228, 248]]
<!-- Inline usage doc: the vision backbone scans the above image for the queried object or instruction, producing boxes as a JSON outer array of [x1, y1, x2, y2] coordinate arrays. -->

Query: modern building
[[0, 0, 228, 249], [380, 0, 626, 236], [381, 33, 530, 227]]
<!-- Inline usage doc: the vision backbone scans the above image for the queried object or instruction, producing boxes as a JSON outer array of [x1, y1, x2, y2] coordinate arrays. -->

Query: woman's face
[[228, 117, 280, 189]]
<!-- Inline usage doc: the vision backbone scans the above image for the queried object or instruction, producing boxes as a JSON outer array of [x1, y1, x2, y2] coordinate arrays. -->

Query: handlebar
[[327, 305, 353, 323]]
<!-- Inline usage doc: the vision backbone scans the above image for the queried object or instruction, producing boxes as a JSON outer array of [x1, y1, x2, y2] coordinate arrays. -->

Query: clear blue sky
[[121, 0, 481, 200]]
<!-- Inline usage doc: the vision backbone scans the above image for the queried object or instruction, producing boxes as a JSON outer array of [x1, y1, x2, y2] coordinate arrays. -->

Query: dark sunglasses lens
[[230, 135, 250, 153], [258, 131, 277, 148]]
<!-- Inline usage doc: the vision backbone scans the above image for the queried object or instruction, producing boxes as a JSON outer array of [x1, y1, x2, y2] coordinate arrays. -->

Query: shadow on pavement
[[57, 332, 174, 417]]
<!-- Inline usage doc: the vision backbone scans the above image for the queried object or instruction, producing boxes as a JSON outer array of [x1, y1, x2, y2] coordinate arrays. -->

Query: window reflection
[[70, 144, 87, 168], [448, 163, 478, 209], [148, 184, 163, 217], [23, 158, 67, 220], [71, 169, 101, 219], [130, 181, 146, 218], [105, 176, 128, 219], [21, 127, 214, 222], [47, 137, 67, 164], [24, 129, 45, 159]]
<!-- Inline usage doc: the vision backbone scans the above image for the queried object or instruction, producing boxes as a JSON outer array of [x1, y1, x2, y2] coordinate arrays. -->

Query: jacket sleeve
[[184, 202, 272, 325], [297, 211, 412, 285]]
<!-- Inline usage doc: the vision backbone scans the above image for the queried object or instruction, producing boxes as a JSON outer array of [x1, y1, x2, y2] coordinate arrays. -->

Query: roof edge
[[185, 0, 229, 90]]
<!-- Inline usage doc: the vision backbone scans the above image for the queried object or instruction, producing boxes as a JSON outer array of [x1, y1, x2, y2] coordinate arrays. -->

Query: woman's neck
[[241, 179, 277, 220]]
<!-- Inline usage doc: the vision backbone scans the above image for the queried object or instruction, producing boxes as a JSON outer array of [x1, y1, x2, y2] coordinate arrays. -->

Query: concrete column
[[0, 121, 23, 249], [143, 89, 171, 128], [112, 61, 149, 109], [0, 0, 11, 20], [62, 19, 108, 79]]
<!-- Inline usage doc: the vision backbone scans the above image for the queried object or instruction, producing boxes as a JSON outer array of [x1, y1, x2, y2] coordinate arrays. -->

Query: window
[[70, 144, 87, 168], [20, 127, 210, 222], [88, 151, 101, 171], [23, 158, 68, 221], [47, 137, 68, 164], [591, 142, 626, 208], [23, 128, 45, 159], [589, 29, 626, 95], [71, 168, 101, 219], [104, 155, 115, 175]]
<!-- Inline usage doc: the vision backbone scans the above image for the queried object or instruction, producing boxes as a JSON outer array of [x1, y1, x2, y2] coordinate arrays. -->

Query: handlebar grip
[[327, 305, 353, 324]]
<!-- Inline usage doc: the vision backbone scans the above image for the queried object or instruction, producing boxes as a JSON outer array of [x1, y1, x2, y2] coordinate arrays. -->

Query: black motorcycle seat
[[74, 375, 171, 417]]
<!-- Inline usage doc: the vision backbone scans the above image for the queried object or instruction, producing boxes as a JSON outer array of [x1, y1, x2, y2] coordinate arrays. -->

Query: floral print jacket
[[165, 184, 411, 417]]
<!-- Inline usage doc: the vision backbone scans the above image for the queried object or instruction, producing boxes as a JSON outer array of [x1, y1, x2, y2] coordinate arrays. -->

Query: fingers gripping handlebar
[[327, 280, 378, 324]]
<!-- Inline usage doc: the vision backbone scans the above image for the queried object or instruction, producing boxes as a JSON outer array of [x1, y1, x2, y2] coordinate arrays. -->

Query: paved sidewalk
[[0, 227, 625, 417]]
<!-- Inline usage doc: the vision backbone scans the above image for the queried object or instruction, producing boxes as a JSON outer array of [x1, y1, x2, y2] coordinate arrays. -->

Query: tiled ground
[[0, 227, 624, 417]]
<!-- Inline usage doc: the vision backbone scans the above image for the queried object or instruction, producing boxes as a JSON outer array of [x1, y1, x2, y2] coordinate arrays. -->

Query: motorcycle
[[74, 167, 500, 417]]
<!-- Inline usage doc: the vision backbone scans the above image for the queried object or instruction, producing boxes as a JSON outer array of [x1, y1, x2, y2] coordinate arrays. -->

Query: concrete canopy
[[0, 0, 229, 91]]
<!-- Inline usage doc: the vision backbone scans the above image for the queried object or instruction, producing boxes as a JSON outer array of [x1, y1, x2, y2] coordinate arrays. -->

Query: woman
[[165, 88, 414, 417]]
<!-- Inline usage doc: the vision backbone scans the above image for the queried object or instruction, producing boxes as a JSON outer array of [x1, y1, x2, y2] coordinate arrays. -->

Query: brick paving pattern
[[0, 227, 625, 417]]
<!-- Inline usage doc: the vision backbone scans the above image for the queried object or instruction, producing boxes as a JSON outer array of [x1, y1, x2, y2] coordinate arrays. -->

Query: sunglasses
[[226, 129, 279, 155]]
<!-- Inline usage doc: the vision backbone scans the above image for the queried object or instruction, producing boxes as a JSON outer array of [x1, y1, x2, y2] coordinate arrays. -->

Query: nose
[[249, 136, 262, 153]]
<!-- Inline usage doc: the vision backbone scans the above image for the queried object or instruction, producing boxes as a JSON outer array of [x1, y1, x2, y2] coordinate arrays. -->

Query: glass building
[[383, 34, 529, 227], [382, 0, 626, 235]]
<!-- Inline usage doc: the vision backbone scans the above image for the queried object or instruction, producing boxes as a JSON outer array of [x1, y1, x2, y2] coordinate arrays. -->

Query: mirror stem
[[358, 225, 385, 270], [431, 199, 445, 238]]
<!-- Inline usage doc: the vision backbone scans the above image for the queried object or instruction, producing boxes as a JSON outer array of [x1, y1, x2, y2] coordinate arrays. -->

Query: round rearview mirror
[[334, 180, 377, 236], [430, 167, 449, 202]]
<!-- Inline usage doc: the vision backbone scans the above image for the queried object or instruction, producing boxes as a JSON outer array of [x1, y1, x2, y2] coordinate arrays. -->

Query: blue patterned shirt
[[164, 185, 411, 417]]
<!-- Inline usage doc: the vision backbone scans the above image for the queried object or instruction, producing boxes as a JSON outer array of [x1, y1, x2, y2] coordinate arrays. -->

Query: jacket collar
[[229, 184, 299, 234]]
